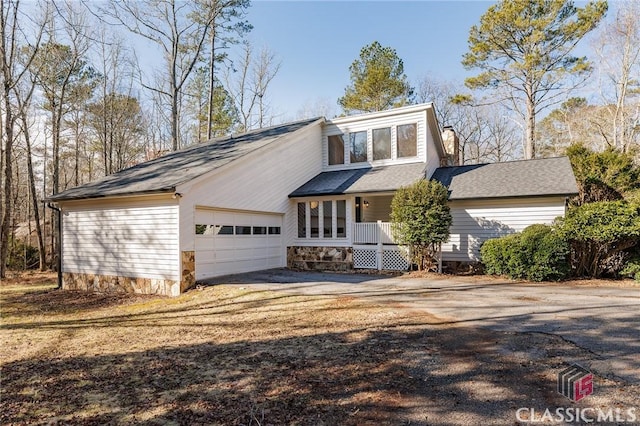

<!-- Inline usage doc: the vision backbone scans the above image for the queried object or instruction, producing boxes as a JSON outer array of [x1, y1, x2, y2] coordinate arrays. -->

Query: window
[[215, 225, 234, 235], [253, 226, 267, 235], [349, 131, 367, 163], [235, 226, 251, 235], [336, 200, 346, 238], [296, 200, 346, 239], [397, 123, 417, 157], [195, 224, 209, 235], [297, 202, 306, 238], [372, 127, 391, 160], [328, 134, 345, 165], [268, 226, 281, 235], [310, 201, 319, 238], [323, 201, 332, 238]]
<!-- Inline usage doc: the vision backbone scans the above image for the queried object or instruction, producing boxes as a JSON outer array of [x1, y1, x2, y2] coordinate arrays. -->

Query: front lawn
[[1, 273, 637, 425]]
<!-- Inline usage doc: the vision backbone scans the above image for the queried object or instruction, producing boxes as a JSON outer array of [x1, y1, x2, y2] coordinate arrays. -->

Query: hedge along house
[[47, 103, 578, 296]]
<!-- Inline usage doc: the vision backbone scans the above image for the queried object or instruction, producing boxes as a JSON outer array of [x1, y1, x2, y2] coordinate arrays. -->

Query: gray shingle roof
[[430, 157, 579, 200], [289, 163, 428, 197], [48, 117, 323, 202]]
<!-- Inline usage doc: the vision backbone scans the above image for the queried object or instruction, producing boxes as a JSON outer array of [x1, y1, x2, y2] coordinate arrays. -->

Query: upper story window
[[328, 134, 345, 165], [397, 123, 417, 158], [349, 131, 367, 163], [372, 127, 391, 160], [325, 122, 418, 166]]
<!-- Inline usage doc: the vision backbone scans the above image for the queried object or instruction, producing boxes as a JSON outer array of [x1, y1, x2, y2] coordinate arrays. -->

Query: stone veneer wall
[[287, 246, 353, 271], [63, 272, 181, 296], [63, 251, 197, 297], [181, 251, 196, 293]]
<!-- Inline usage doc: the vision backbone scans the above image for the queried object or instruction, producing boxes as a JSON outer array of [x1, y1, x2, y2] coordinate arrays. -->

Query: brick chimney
[[441, 126, 460, 166]]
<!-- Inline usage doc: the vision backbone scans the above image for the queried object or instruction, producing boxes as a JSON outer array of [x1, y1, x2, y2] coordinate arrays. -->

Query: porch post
[[377, 220, 383, 270]]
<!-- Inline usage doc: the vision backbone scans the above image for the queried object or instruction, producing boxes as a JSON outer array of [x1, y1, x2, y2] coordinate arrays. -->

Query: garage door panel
[[195, 209, 284, 280], [195, 238, 214, 251]]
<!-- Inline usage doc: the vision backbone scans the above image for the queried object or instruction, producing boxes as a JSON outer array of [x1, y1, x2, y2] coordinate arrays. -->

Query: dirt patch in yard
[[1, 275, 638, 425]]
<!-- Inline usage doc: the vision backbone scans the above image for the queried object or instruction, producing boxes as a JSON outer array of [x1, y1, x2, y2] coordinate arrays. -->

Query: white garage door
[[194, 208, 284, 280]]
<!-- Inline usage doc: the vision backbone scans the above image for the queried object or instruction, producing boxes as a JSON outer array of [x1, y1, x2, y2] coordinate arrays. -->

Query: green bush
[[390, 179, 452, 271], [521, 225, 570, 281], [621, 261, 640, 282], [481, 234, 518, 276], [566, 144, 640, 205], [480, 224, 570, 282], [556, 201, 640, 278]]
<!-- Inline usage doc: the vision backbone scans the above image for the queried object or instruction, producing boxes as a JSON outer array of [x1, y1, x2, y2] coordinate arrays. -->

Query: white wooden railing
[[353, 221, 396, 245], [352, 221, 409, 270]]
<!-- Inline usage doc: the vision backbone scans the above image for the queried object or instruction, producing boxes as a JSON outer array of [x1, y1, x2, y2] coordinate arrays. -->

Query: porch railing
[[352, 221, 409, 271], [353, 221, 395, 245]]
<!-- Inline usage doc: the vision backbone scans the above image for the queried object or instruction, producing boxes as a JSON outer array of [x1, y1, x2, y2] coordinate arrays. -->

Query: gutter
[[46, 202, 62, 290]]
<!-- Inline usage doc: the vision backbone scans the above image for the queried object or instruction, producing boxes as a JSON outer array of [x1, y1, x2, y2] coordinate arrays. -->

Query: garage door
[[194, 208, 284, 280]]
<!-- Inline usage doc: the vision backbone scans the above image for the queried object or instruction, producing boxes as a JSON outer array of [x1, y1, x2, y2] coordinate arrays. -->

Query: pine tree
[[462, 0, 608, 159], [339, 41, 413, 114]]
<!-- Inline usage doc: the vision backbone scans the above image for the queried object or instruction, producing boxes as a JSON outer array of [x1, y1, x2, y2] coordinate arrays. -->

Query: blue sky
[[240, 1, 495, 118]]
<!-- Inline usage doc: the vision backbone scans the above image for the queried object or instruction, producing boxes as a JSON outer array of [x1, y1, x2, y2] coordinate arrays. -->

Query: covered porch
[[351, 194, 409, 270], [288, 163, 426, 271]]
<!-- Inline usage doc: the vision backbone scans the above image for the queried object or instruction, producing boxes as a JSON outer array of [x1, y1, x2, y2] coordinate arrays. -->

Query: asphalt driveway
[[205, 269, 640, 385]]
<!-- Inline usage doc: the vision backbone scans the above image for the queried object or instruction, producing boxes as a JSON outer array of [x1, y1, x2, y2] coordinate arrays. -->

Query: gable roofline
[[47, 117, 324, 202]]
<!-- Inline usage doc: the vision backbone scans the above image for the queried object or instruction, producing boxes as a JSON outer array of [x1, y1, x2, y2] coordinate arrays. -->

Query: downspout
[[46, 202, 62, 290]]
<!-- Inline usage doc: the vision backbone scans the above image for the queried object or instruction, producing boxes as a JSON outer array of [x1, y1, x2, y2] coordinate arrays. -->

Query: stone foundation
[[287, 246, 353, 271], [63, 272, 181, 296], [62, 251, 196, 297], [181, 251, 196, 293]]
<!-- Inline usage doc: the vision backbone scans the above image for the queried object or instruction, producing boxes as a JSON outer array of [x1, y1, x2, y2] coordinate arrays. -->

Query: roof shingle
[[49, 117, 323, 202], [430, 157, 578, 200], [289, 163, 428, 197]]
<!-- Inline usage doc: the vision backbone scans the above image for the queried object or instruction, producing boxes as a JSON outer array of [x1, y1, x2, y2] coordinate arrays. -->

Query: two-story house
[[48, 103, 578, 296]]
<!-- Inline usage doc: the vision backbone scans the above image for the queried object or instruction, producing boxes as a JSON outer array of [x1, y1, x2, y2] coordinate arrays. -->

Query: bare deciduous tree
[[101, 0, 216, 150], [224, 42, 280, 131], [416, 74, 522, 164], [1, 0, 48, 277], [593, 1, 640, 153]]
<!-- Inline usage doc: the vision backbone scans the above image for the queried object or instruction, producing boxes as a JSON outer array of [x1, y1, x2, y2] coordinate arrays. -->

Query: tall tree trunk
[[171, 92, 179, 150], [16, 94, 47, 271], [206, 26, 215, 141], [74, 122, 80, 186], [525, 84, 536, 159], [1, 84, 13, 279]]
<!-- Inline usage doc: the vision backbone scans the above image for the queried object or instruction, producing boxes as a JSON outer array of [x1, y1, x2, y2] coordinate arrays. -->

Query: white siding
[[62, 200, 179, 280], [442, 197, 567, 262], [179, 122, 323, 251], [425, 125, 441, 178], [322, 109, 428, 170]]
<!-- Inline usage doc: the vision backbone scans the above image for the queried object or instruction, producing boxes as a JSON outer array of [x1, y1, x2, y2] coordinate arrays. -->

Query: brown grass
[[1, 273, 638, 425]]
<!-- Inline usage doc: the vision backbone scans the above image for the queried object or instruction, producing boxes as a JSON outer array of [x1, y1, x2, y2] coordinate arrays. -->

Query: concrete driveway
[[205, 269, 640, 384]]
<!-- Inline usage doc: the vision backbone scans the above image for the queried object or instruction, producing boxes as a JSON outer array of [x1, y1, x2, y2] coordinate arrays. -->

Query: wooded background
[[1, 0, 638, 276]]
